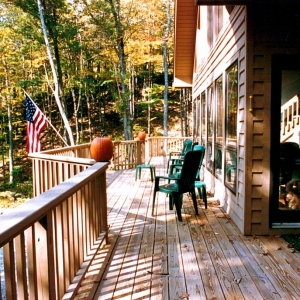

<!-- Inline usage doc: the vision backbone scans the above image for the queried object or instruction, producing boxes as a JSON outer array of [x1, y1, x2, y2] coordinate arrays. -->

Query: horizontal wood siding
[[193, 6, 246, 233], [246, 3, 300, 234]]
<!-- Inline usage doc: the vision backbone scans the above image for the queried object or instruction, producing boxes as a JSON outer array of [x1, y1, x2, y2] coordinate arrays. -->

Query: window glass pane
[[196, 95, 201, 138], [216, 76, 223, 144], [279, 70, 300, 210], [225, 62, 238, 193], [193, 97, 198, 140], [226, 64, 238, 145], [207, 86, 214, 172], [201, 92, 206, 146], [215, 76, 223, 178], [207, 86, 214, 139], [225, 149, 237, 192]]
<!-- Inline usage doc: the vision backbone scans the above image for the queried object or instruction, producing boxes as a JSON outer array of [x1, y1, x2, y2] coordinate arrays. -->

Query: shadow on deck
[[75, 157, 300, 300]]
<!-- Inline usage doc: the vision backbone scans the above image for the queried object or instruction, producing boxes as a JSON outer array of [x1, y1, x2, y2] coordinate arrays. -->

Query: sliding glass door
[[271, 55, 300, 227]]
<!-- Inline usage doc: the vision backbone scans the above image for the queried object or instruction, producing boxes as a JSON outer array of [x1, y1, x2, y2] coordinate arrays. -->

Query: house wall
[[194, 3, 300, 235], [246, 3, 300, 235], [193, 6, 247, 233]]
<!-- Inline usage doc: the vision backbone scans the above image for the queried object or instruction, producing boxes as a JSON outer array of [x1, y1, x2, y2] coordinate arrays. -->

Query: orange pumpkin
[[138, 131, 147, 141], [90, 136, 113, 162]]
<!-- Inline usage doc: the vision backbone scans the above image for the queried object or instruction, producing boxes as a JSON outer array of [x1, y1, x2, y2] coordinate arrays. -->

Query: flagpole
[[24, 91, 69, 147]]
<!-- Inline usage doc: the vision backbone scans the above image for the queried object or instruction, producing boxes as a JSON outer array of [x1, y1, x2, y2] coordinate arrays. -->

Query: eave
[[173, 0, 198, 88], [195, 0, 300, 4]]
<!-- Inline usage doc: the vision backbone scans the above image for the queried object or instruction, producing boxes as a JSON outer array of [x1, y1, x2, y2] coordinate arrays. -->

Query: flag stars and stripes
[[25, 94, 47, 154]]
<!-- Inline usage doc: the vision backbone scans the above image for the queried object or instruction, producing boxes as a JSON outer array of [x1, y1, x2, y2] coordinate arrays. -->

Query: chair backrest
[[177, 150, 203, 193], [193, 145, 205, 179], [180, 139, 193, 156], [193, 145, 205, 163], [192, 142, 199, 149]]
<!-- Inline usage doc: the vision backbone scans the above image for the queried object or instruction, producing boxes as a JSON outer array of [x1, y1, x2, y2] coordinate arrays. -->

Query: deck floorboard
[[74, 157, 300, 300]]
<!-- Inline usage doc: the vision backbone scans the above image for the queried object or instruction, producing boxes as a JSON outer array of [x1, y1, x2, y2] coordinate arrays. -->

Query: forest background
[[0, 0, 192, 204]]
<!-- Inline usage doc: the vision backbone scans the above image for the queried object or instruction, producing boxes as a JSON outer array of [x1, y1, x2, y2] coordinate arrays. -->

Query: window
[[215, 76, 223, 178], [201, 92, 206, 147], [225, 62, 238, 192], [207, 86, 214, 172], [193, 96, 198, 140], [195, 95, 201, 140]]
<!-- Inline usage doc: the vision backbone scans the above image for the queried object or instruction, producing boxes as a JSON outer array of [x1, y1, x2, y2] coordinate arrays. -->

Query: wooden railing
[[30, 153, 95, 197], [0, 136, 191, 299], [146, 136, 190, 158], [0, 162, 108, 300], [31, 137, 191, 173]]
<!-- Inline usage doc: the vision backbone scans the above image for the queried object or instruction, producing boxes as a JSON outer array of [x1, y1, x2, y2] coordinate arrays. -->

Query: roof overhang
[[195, 0, 300, 4], [173, 0, 198, 88]]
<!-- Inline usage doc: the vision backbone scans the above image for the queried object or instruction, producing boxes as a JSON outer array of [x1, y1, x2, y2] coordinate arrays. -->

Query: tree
[[1, 0, 176, 148], [37, 0, 74, 145], [82, 0, 133, 140], [163, 0, 171, 137]]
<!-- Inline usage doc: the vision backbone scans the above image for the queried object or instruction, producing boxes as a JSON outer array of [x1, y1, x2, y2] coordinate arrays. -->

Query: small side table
[[135, 164, 156, 182]]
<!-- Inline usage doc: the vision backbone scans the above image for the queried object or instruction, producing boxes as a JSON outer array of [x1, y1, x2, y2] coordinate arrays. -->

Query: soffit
[[195, 0, 299, 4], [173, 0, 198, 88]]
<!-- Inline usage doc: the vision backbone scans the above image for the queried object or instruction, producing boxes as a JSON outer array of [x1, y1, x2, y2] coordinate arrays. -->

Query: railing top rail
[[29, 137, 190, 156], [0, 162, 108, 247], [113, 140, 140, 144], [146, 136, 192, 140], [37, 143, 91, 154], [28, 152, 96, 165]]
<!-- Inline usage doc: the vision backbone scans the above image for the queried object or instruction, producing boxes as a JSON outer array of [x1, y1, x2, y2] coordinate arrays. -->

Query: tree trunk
[[163, 0, 171, 137], [107, 0, 132, 140], [37, 0, 74, 146], [180, 89, 183, 136], [7, 102, 13, 183], [85, 90, 92, 142], [3, 59, 13, 183]]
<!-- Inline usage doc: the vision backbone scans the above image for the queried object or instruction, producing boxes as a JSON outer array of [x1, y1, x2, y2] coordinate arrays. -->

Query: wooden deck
[[74, 157, 300, 300]]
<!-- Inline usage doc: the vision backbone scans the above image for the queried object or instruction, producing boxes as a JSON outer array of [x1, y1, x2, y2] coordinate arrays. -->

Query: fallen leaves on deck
[[179, 293, 190, 299]]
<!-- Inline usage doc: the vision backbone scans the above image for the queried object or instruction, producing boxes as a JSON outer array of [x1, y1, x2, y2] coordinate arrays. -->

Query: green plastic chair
[[167, 139, 193, 171], [169, 145, 207, 209], [152, 149, 203, 221]]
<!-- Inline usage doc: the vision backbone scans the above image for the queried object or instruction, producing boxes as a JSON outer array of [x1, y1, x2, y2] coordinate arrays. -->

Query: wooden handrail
[[0, 162, 108, 299]]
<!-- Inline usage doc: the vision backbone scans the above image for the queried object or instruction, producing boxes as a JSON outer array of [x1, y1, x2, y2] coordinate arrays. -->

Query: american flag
[[26, 94, 47, 153]]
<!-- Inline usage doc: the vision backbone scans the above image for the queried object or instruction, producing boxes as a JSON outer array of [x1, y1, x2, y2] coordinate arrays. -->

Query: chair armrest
[[154, 175, 180, 188], [169, 151, 181, 158], [155, 175, 180, 181], [169, 164, 183, 175]]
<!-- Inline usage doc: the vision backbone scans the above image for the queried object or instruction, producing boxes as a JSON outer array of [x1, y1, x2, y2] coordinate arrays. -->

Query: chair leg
[[152, 191, 156, 216], [173, 195, 182, 222], [169, 195, 173, 210], [150, 167, 154, 182], [197, 187, 202, 199], [191, 190, 198, 215], [197, 185, 208, 209], [202, 185, 208, 209]]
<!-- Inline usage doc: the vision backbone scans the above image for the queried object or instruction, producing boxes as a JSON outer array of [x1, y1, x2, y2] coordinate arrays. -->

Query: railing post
[[136, 141, 142, 165], [145, 138, 150, 160]]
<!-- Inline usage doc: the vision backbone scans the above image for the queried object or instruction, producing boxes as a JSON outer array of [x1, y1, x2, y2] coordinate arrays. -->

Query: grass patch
[[281, 234, 300, 251]]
